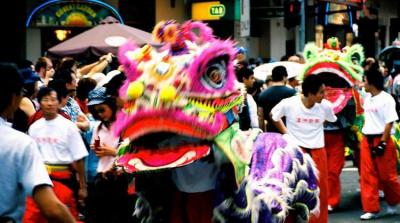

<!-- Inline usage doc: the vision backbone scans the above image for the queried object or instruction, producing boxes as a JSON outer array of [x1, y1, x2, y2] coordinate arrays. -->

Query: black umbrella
[[378, 39, 400, 72], [379, 45, 400, 61]]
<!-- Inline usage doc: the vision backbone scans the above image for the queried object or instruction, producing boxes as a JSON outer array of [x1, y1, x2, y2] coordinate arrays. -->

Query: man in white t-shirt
[[358, 65, 400, 220], [0, 63, 74, 223], [27, 87, 88, 220], [270, 74, 337, 223]]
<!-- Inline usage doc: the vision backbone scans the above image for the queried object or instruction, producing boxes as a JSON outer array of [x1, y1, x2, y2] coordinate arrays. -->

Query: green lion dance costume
[[302, 37, 364, 114], [301, 37, 365, 153], [302, 37, 400, 169], [113, 20, 319, 223], [303, 37, 400, 164]]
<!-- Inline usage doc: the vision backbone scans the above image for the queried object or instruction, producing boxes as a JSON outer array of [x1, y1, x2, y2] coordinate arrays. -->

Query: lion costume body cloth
[[113, 21, 319, 223]]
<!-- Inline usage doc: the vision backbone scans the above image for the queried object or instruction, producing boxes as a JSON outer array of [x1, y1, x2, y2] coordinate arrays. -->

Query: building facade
[[3, 0, 399, 63]]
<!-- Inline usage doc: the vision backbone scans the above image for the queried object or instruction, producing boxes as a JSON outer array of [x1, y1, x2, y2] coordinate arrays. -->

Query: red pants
[[360, 136, 400, 213], [325, 131, 345, 208], [23, 169, 79, 223], [302, 147, 328, 223], [170, 190, 214, 223], [23, 181, 79, 223]]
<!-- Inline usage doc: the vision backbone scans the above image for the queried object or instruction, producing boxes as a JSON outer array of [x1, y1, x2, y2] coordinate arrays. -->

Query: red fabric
[[76, 98, 89, 114], [23, 181, 78, 223], [127, 181, 136, 195], [170, 190, 214, 223], [23, 196, 46, 223], [302, 147, 328, 223], [49, 171, 72, 180], [325, 132, 345, 208], [352, 88, 364, 115], [360, 136, 400, 212], [28, 110, 71, 127]]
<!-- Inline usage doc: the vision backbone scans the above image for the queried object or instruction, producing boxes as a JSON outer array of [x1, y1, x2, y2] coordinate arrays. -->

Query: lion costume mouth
[[116, 132, 211, 173], [302, 37, 365, 114], [305, 62, 354, 114], [115, 110, 227, 173]]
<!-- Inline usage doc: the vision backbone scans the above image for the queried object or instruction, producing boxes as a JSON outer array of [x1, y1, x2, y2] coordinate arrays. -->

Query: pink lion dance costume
[[114, 20, 320, 223]]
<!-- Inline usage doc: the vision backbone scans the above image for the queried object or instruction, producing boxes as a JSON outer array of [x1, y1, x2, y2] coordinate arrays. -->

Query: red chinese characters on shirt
[[35, 137, 60, 144], [296, 117, 321, 124]]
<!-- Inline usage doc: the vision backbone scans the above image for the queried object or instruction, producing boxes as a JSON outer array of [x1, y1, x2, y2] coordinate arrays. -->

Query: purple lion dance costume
[[113, 20, 319, 222]]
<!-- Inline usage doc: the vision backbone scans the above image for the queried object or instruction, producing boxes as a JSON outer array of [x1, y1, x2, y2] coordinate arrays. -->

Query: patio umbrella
[[48, 16, 158, 57], [378, 39, 400, 72], [253, 61, 304, 82]]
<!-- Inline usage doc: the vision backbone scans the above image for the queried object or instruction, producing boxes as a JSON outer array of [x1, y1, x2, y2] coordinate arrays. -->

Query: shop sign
[[192, 1, 226, 20], [210, 5, 225, 16], [27, 1, 122, 27]]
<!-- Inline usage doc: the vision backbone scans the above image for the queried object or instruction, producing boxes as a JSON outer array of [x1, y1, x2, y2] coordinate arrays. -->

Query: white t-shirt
[[271, 96, 337, 148], [91, 123, 120, 173], [362, 91, 398, 135], [29, 115, 88, 164], [0, 117, 52, 222], [247, 94, 259, 128]]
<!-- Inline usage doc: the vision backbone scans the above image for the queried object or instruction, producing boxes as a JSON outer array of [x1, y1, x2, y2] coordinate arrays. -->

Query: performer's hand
[[78, 187, 87, 207], [372, 141, 386, 157], [94, 145, 117, 157]]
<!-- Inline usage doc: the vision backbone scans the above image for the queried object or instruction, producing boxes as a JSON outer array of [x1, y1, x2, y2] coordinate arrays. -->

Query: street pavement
[[328, 161, 400, 223]]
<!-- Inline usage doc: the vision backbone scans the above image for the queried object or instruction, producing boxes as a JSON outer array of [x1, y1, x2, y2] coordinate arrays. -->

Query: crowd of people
[[1, 43, 400, 223]]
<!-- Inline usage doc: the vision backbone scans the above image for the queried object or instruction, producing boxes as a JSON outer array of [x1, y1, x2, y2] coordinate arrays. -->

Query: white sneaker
[[360, 212, 378, 220], [386, 205, 398, 215], [328, 205, 334, 213], [379, 190, 384, 198]]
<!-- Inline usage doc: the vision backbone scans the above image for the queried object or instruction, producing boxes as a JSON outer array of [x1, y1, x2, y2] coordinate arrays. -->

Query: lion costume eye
[[201, 56, 227, 89]]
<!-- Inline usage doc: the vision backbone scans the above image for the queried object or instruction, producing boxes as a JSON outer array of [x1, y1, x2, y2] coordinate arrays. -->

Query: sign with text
[[192, 1, 226, 20], [27, 2, 121, 27], [240, 0, 250, 37], [210, 5, 226, 16]]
